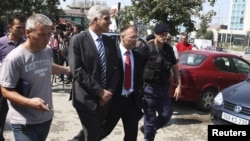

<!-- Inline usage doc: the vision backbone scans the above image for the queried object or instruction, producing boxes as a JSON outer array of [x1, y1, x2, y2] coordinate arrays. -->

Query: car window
[[214, 57, 232, 72], [103, 33, 120, 47], [179, 53, 206, 66], [108, 35, 120, 46], [232, 58, 250, 74]]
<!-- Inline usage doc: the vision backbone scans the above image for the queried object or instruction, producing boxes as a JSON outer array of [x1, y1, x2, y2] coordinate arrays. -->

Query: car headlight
[[213, 92, 223, 105]]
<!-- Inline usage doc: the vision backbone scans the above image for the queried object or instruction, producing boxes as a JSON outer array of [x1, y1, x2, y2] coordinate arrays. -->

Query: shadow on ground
[[172, 100, 210, 115]]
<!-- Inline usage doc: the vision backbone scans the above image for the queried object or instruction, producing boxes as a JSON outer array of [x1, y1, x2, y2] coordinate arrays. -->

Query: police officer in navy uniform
[[138, 22, 182, 141]]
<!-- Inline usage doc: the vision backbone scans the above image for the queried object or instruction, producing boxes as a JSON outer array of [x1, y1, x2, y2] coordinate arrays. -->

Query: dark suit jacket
[[100, 48, 143, 139], [114, 47, 143, 113], [68, 30, 119, 111]]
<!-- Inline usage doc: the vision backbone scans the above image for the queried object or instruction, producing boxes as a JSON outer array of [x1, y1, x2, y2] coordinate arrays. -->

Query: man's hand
[[28, 98, 52, 111], [98, 89, 113, 104], [173, 85, 182, 101]]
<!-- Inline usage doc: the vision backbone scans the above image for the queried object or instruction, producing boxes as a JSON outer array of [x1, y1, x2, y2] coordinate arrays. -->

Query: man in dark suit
[[68, 5, 119, 141], [100, 25, 143, 141]]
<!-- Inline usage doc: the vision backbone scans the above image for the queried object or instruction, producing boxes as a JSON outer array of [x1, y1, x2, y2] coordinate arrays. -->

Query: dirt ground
[[3, 82, 212, 141]]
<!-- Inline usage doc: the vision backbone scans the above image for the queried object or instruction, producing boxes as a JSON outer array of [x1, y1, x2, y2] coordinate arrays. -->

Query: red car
[[169, 50, 250, 111]]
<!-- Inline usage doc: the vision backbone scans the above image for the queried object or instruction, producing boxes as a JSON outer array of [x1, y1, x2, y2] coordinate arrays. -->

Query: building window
[[240, 17, 244, 23]]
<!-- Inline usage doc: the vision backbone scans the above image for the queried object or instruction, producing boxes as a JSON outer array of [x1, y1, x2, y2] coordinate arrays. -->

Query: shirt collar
[[89, 28, 102, 41], [119, 43, 131, 55], [5, 34, 25, 45]]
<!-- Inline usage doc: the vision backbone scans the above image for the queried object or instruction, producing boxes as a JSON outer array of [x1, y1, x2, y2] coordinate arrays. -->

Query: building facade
[[220, 0, 250, 47], [61, 0, 109, 30]]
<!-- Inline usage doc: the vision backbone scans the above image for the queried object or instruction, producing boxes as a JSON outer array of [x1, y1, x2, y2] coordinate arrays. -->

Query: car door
[[231, 57, 250, 81], [214, 57, 240, 90]]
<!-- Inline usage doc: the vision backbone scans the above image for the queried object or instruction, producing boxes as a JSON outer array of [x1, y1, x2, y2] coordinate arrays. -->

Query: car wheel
[[196, 89, 217, 112]]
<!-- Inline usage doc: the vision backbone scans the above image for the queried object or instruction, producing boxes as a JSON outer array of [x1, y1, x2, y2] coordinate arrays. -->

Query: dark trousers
[[71, 104, 109, 141], [101, 93, 142, 141], [142, 85, 173, 141], [0, 95, 8, 141]]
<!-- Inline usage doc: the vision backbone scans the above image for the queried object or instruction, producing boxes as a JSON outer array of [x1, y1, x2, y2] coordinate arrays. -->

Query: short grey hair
[[87, 5, 111, 24], [25, 14, 53, 30]]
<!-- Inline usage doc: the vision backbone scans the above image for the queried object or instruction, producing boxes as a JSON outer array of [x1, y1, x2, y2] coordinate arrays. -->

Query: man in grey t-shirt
[[0, 14, 70, 141]]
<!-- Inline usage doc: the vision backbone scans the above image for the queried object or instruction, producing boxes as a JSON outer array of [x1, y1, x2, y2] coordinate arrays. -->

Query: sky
[[59, 0, 230, 25], [202, 0, 230, 25]]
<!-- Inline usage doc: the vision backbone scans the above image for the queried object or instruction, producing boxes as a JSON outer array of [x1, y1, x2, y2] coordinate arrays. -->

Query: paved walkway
[[4, 81, 210, 141]]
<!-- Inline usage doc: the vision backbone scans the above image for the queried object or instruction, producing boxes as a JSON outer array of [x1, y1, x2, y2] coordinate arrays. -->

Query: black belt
[[143, 94, 156, 99], [121, 92, 134, 98], [144, 82, 169, 88]]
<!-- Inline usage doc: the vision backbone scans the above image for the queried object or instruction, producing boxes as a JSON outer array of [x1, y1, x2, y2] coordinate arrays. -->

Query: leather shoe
[[65, 80, 72, 84], [69, 130, 84, 141]]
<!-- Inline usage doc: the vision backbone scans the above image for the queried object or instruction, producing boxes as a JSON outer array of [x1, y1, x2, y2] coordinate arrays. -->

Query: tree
[[0, 0, 65, 34], [203, 30, 214, 40], [196, 10, 215, 39], [130, 0, 216, 35], [0, 0, 64, 20], [119, 6, 137, 27], [119, 6, 152, 36]]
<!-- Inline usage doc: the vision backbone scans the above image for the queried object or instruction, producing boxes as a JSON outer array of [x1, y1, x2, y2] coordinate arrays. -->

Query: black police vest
[[143, 42, 173, 85]]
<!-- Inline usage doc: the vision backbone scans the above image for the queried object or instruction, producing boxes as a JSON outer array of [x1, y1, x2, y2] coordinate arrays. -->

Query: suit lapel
[[132, 50, 137, 78], [85, 30, 98, 54], [84, 30, 102, 76]]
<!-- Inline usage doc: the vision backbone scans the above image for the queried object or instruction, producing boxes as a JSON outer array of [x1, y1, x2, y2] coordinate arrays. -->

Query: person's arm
[[51, 63, 70, 75], [172, 64, 181, 101], [1, 86, 51, 111], [172, 46, 179, 63]]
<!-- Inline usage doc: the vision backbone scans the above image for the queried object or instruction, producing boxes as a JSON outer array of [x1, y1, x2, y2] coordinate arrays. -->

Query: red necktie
[[124, 51, 131, 90]]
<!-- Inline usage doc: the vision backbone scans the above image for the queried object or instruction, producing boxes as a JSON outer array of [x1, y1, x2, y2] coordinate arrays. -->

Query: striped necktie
[[97, 36, 106, 87]]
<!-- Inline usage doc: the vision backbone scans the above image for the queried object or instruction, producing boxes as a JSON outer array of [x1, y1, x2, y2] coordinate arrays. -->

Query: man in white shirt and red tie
[[100, 25, 143, 141]]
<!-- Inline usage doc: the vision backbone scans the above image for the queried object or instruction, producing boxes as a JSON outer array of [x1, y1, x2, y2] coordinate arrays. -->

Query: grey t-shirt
[[0, 44, 54, 124]]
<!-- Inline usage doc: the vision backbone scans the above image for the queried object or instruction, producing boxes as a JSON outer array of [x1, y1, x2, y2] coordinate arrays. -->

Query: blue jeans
[[11, 119, 52, 141], [142, 85, 173, 141]]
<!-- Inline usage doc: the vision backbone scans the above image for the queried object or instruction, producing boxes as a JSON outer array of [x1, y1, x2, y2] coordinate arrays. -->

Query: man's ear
[[7, 24, 11, 31], [25, 30, 30, 38]]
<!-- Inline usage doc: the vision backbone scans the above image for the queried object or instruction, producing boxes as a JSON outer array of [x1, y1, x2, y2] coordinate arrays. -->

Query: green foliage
[[126, 0, 215, 35], [0, 0, 65, 20], [204, 30, 214, 40], [119, 6, 137, 27], [196, 10, 215, 39], [0, 0, 66, 34]]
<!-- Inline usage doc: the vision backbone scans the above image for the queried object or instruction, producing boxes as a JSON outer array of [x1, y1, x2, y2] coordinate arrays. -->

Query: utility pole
[[230, 30, 232, 49], [117, 2, 121, 32], [247, 31, 250, 50]]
